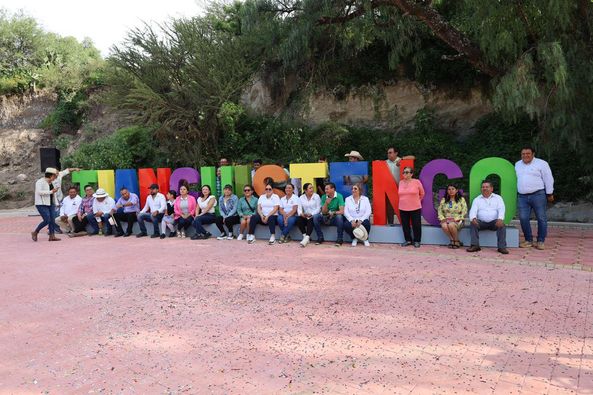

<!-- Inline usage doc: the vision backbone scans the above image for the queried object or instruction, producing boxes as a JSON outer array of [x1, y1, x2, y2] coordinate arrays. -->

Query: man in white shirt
[[91, 188, 116, 236], [466, 180, 509, 254], [137, 183, 167, 238], [55, 186, 82, 233], [515, 146, 554, 250]]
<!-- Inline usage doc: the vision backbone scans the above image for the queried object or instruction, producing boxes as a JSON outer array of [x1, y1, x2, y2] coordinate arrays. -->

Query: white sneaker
[[181, 230, 186, 238], [227, 234, 234, 240], [268, 235, 276, 245], [216, 235, 226, 240], [237, 234, 244, 241], [363, 240, 370, 247], [248, 234, 255, 244], [177, 231, 182, 238], [351, 239, 358, 247], [300, 235, 310, 247]]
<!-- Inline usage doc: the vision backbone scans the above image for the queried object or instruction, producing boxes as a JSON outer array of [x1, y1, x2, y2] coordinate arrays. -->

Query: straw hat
[[45, 167, 58, 175], [93, 188, 109, 198], [353, 225, 369, 241], [344, 150, 364, 160]]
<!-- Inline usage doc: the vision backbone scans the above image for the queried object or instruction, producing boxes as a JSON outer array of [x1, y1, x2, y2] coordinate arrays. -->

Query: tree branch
[[318, 0, 501, 77]]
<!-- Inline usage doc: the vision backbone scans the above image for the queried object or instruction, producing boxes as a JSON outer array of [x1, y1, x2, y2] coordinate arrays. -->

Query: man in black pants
[[466, 180, 509, 254]]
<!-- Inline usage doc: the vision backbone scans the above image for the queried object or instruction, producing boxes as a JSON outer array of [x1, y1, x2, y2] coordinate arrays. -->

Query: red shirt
[[398, 179, 425, 211]]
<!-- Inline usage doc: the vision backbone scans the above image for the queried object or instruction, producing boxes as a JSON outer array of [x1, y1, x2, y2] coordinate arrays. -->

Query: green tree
[[243, 0, 592, 171], [107, 9, 263, 167]]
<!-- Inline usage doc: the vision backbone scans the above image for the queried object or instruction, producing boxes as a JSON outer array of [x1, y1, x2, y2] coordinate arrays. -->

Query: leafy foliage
[[63, 126, 160, 169]]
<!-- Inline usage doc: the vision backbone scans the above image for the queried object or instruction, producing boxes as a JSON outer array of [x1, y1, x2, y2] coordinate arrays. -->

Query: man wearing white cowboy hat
[[344, 150, 369, 195], [31, 167, 61, 241], [89, 188, 116, 236]]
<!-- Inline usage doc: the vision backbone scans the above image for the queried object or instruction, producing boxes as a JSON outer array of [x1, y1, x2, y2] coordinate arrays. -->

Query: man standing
[[466, 180, 509, 254], [216, 157, 230, 198], [312, 182, 346, 246], [515, 146, 554, 250], [55, 186, 82, 234], [71, 184, 94, 235], [137, 184, 167, 238], [386, 147, 416, 224], [113, 187, 140, 237]]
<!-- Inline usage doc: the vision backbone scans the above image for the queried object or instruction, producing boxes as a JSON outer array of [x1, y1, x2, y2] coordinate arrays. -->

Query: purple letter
[[419, 159, 463, 226]]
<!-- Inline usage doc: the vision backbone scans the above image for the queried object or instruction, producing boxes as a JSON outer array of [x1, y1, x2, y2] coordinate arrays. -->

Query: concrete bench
[[86, 221, 519, 247]]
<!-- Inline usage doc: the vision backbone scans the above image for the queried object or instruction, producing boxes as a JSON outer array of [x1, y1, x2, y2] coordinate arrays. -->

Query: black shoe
[[191, 233, 204, 240], [114, 232, 124, 238], [498, 248, 509, 255], [169, 231, 177, 238], [159, 234, 166, 239], [136, 232, 147, 238], [315, 238, 324, 245], [203, 231, 212, 239], [400, 241, 413, 247], [414, 242, 421, 248], [150, 234, 159, 238], [123, 233, 132, 237], [335, 239, 343, 246], [466, 245, 481, 252]]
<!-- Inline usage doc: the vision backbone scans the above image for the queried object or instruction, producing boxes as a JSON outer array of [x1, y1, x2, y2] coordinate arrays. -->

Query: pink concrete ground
[[1, 216, 592, 394]]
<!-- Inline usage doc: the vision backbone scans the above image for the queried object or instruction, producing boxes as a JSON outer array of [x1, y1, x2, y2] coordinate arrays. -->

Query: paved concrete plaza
[[1, 215, 592, 394]]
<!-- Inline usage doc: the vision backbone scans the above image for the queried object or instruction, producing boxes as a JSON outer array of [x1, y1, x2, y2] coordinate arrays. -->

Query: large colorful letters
[[72, 156, 518, 225]]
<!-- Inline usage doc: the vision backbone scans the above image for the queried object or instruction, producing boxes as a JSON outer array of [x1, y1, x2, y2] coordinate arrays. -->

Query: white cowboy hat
[[45, 167, 58, 175], [353, 225, 369, 241], [344, 150, 364, 160], [93, 188, 109, 198]]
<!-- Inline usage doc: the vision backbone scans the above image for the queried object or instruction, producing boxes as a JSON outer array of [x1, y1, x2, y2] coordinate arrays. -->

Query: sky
[[0, 0, 206, 57]]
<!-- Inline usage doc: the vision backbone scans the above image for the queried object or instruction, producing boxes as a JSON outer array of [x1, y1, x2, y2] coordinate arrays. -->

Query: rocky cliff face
[[0, 92, 55, 208], [242, 79, 491, 133]]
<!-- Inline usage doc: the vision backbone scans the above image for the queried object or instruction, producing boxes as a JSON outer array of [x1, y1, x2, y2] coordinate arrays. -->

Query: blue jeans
[[138, 212, 164, 235], [176, 216, 193, 230], [248, 213, 277, 235], [88, 213, 113, 234], [278, 214, 298, 236], [193, 213, 217, 234], [35, 205, 57, 234], [518, 190, 548, 243], [86, 213, 99, 233], [312, 213, 344, 240]]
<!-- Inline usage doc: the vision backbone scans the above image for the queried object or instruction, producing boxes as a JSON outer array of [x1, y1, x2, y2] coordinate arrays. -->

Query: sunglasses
[[265, 188, 272, 191], [244, 189, 251, 192], [403, 171, 412, 174]]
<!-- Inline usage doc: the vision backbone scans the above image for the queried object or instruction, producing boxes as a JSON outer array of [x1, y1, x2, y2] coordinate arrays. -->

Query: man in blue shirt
[[113, 187, 140, 237]]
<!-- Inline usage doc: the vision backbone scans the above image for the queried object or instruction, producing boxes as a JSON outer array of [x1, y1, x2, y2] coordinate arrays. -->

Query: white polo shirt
[[59, 195, 82, 217], [515, 157, 554, 194], [258, 194, 281, 216]]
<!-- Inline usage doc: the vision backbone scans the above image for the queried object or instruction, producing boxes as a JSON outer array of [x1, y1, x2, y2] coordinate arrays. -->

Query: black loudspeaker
[[40, 148, 61, 172]]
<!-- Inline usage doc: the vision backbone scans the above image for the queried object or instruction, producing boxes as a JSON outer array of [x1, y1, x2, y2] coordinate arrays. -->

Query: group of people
[[32, 146, 554, 253]]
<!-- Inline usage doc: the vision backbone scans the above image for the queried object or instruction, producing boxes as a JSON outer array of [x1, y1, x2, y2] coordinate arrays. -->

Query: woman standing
[[192, 185, 224, 239], [32, 167, 61, 241], [438, 184, 468, 248], [247, 184, 280, 245], [343, 185, 372, 247], [237, 185, 258, 241], [216, 184, 240, 240], [278, 183, 300, 243], [398, 167, 425, 248], [297, 183, 321, 247], [174, 185, 196, 238]]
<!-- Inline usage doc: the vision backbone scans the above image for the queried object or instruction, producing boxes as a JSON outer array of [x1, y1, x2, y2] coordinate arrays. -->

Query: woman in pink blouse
[[398, 167, 425, 248]]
